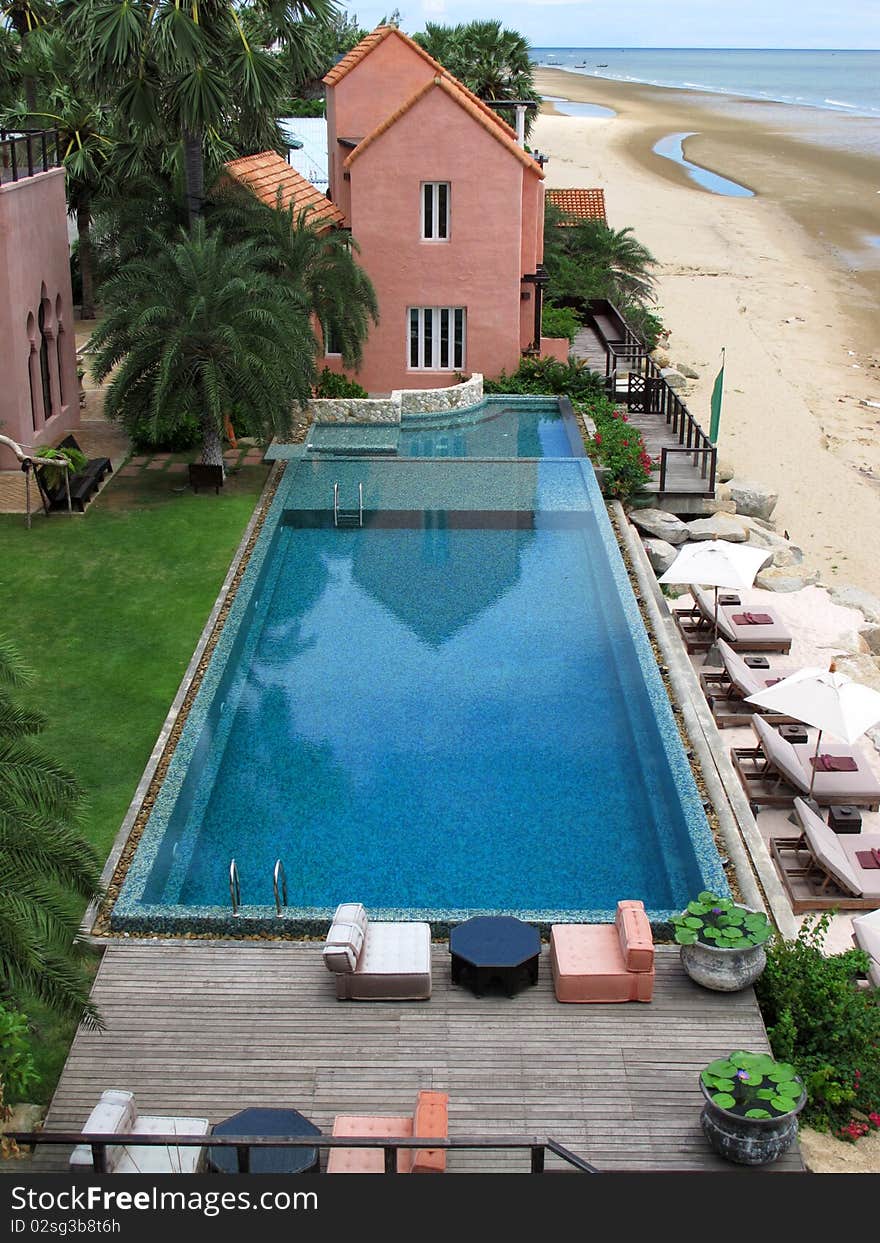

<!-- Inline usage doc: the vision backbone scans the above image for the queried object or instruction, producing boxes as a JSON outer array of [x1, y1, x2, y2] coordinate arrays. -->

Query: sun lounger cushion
[[323, 903, 369, 974], [753, 715, 809, 792], [694, 587, 790, 647], [851, 910, 880, 989], [794, 797, 864, 896], [718, 639, 765, 698], [411, 1090, 449, 1174], [327, 1090, 448, 1174], [69, 1090, 209, 1174], [615, 899, 654, 972]]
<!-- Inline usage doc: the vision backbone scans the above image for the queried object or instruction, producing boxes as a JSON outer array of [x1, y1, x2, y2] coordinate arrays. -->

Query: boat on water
[[597, 63, 608, 67], [576, 62, 587, 67]]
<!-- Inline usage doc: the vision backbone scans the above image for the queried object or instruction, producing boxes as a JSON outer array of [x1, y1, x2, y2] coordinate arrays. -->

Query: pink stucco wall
[[540, 336, 571, 363], [0, 168, 78, 469], [327, 34, 437, 218], [343, 86, 535, 392]]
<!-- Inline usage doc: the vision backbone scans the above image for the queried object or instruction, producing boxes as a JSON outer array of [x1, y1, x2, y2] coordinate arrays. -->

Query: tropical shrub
[[579, 400, 653, 501], [541, 302, 581, 344], [485, 356, 606, 402], [127, 411, 201, 454], [672, 892, 773, 948], [701, 1051, 804, 1120], [0, 1002, 38, 1109], [279, 98, 325, 117], [314, 368, 368, 399], [0, 636, 103, 1030], [755, 913, 880, 1133], [33, 445, 87, 489]]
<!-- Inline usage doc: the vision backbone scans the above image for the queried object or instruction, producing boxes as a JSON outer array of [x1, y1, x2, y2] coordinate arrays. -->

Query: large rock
[[829, 585, 880, 624], [675, 362, 700, 379], [738, 519, 805, 568], [859, 624, 880, 658], [833, 653, 880, 693], [728, 478, 779, 521], [754, 566, 820, 593], [716, 459, 736, 483], [643, 537, 678, 575], [660, 367, 688, 391], [686, 483, 736, 517], [629, 508, 690, 544], [684, 513, 748, 542]]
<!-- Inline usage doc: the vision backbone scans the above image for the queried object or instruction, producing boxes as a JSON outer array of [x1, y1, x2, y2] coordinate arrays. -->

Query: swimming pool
[[112, 449, 726, 933]]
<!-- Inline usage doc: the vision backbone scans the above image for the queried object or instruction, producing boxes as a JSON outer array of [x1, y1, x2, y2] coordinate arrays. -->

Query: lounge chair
[[731, 713, 880, 811], [322, 902, 432, 1000], [326, 1089, 448, 1173], [699, 638, 799, 728], [673, 586, 792, 654], [550, 900, 654, 1003], [851, 909, 880, 988], [769, 797, 880, 913], [69, 1090, 209, 1173]]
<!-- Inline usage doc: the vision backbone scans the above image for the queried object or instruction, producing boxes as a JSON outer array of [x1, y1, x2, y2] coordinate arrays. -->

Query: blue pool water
[[399, 399, 582, 459], [114, 450, 726, 932]]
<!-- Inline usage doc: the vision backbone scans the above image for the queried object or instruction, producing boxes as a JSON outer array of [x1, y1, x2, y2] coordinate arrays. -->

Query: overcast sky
[[340, 1, 880, 49]]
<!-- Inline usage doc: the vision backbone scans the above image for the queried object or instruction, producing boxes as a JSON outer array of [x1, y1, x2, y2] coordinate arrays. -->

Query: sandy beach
[[533, 69, 880, 595]]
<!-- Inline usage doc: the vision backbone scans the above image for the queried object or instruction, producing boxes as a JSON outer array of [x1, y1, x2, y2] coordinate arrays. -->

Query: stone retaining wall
[[303, 374, 484, 426]]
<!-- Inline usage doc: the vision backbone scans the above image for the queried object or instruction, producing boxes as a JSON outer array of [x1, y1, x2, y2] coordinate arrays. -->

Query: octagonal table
[[207, 1107, 321, 1174], [449, 916, 541, 997]]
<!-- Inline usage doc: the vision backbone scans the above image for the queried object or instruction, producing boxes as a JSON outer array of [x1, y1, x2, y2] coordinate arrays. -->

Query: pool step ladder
[[229, 859, 241, 914], [273, 859, 288, 916], [333, 481, 363, 528]]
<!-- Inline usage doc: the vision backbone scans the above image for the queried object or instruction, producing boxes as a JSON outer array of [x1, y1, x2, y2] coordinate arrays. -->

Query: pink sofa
[[550, 900, 655, 1003], [326, 1090, 449, 1174]]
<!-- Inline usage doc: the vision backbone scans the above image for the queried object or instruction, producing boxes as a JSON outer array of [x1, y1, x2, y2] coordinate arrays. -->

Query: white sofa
[[322, 903, 432, 1000], [69, 1090, 210, 1174]]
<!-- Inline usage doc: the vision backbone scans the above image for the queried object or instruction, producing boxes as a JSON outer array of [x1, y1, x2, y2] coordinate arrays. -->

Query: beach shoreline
[[533, 67, 880, 596]]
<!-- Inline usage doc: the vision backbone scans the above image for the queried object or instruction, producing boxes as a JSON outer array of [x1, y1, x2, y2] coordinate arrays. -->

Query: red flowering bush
[[576, 396, 655, 500]]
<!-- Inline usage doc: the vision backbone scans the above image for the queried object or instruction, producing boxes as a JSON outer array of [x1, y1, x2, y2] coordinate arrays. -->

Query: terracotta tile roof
[[323, 25, 518, 141], [344, 76, 544, 179], [223, 152, 345, 230], [546, 188, 607, 224]]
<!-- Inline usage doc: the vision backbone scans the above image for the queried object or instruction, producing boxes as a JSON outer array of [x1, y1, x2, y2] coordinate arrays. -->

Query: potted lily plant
[[672, 891, 773, 991], [700, 1050, 806, 1165]]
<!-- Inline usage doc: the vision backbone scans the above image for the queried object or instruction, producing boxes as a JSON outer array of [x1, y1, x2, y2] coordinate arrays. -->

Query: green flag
[[709, 354, 724, 444]]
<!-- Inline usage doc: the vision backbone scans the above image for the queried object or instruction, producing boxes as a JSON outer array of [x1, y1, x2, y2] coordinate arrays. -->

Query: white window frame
[[407, 306, 466, 371], [421, 182, 450, 242], [323, 321, 342, 357]]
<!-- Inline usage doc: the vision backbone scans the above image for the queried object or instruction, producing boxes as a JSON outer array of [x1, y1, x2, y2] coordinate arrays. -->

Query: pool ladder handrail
[[333, 481, 363, 528], [229, 859, 241, 915], [273, 859, 288, 916]]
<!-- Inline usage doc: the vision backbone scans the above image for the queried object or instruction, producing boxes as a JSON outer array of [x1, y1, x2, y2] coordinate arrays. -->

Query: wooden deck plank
[[30, 941, 803, 1174]]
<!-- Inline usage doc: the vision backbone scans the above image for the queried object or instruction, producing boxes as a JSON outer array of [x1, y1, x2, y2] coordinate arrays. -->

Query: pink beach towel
[[732, 612, 774, 626], [855, 850, 880, 870], [810, 754, 859, 773]]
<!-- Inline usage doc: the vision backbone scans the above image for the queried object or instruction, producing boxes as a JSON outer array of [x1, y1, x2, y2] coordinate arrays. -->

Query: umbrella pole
[[713, 585, 719, 643], [808, 728, 824, 800]]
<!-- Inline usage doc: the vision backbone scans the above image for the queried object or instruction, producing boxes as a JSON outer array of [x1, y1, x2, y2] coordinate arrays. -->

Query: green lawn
[[1, 462, 270, 862]]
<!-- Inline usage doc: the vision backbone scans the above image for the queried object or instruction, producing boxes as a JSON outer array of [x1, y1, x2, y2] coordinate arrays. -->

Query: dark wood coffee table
[[449, 916, 541, 997]]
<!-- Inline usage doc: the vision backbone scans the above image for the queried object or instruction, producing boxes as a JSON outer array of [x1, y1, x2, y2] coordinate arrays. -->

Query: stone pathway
[[117, 445, 266, 479]]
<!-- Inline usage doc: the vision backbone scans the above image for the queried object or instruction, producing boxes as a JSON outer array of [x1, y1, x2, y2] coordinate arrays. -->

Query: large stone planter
[[679, 903, 768, 991], [699, 1079, 805, 1166], [680, 936, 767, 991]]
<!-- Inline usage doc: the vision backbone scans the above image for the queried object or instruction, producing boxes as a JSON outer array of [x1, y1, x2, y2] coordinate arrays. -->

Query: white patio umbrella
[[746, 662, 880, 800], [658, 539, 772, 659]]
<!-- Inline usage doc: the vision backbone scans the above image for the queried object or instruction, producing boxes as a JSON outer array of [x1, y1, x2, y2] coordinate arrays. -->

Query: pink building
[[321, 26, 565, 392], [0, 135, 79, 476]]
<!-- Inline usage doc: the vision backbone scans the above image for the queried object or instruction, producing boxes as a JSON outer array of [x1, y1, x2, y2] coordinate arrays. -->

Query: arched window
[[26, 311, 40, 431], [55, 294, 65, 408], [38, 300, 53, 420]]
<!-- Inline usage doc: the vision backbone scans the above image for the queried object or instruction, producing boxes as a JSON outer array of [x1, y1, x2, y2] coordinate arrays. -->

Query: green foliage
[[280, 97, 325, 117], [701, 1051, 804, 1119], [33, 445, 88, 489], [622, 303, 664, 351], [755, 913, 880, 1132], [541, 302, 581, 344], [88, 219, 319, 465], [0, 636, 103, 1030], [0, 1001, 38, 1108], [578, 399, 654, 501], [314, 368, 368, 399], [485, 355, 605, 402], [127, 411, 201, 454], [413, 19, 538, 136], [543, 202, 658, 317], [671, 891, 773, 949]]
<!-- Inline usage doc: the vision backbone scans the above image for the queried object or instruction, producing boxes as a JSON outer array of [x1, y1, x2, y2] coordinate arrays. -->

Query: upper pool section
[[303, 396, 585, 460]]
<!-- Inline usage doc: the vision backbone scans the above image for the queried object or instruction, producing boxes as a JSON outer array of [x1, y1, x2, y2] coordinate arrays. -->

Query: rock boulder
[[660, 367, 688, 391], [728, 479, 779, 521], [684, 513, 749, 542], [629, 508, 690, 544], [829, 585, 880, 624], [754, 566, 820, 593], [643, 538, 679, 575]]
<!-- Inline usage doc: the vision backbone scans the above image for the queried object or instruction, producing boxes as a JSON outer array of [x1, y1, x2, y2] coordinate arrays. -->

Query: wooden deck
[[573, 325, 713, 498], [32, 940, 802, 1174]]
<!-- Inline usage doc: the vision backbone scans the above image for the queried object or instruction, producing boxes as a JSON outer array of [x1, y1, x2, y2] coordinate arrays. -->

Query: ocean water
[[532, 48, 880, 117]]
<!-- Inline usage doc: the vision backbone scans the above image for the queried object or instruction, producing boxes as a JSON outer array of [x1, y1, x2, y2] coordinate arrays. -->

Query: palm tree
[[543, 206, 657, 310], [66, 0, 335, 228], [89, 219, 319, 468], [0, 636, 103, 1029], [578, 222, 658, 306], [1, 0, 54, 109], [210, 185, 378, 371], [414, 20, 537, 133]]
